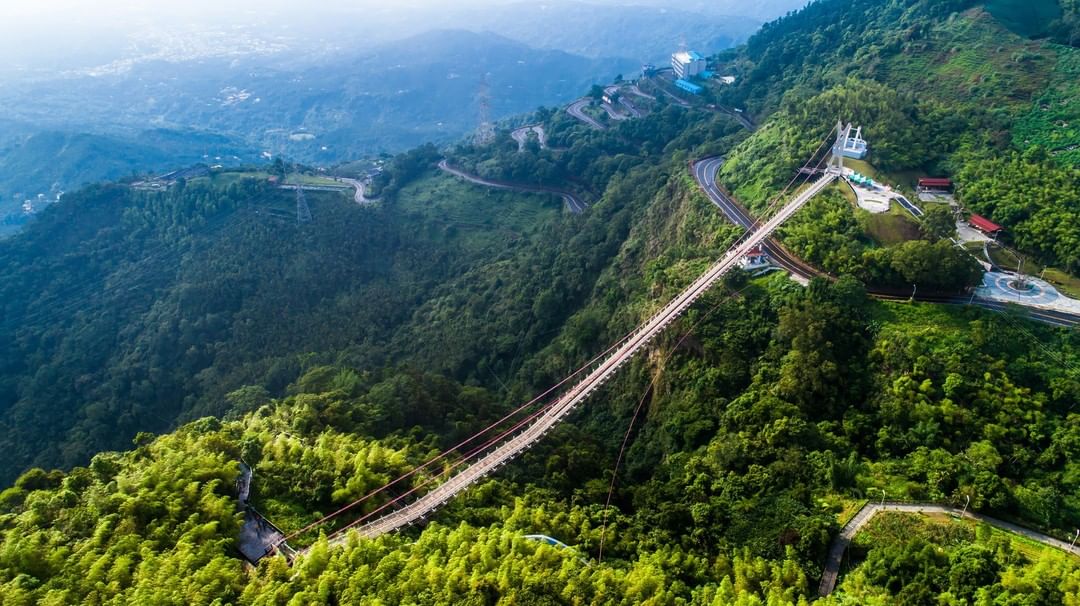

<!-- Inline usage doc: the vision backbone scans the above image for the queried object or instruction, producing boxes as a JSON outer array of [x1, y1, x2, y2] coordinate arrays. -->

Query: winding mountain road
[[819, 502, 1080, 596], [566, 98, 606, 130], [693, 157, 821, 283], [626, 84, 655, 101], [511, 125, 548, 152], [691, 157, 1080, 328], [600, 86, 631, 121], [619, 96, 644, 118], [438, 160, 586, 214], [335, 177, 371, 204]]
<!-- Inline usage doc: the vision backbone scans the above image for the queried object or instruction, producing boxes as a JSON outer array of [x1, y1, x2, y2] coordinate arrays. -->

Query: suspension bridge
[[269, 125, 850, 557]]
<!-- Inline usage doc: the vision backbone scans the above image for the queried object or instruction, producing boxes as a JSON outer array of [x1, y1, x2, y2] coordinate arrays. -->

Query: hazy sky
[[0, 0, 791, 30], [0, 0, 803, 74], [0, 1, 445, 72], [0, 0, 506, 23]]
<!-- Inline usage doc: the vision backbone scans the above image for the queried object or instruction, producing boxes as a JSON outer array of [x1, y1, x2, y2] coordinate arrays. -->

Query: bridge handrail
[[317, 173, 838, 547]]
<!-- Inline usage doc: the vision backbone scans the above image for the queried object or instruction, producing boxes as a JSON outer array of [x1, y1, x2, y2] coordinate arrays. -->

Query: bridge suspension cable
[[278, 322, 650, 544], [284, 132, 840, 548]]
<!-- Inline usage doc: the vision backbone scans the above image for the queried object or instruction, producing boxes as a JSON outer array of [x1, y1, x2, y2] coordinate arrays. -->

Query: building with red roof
[[740, 245, 771, 270], [969, 213, 1002, 235], [918, 178, 953, 191]]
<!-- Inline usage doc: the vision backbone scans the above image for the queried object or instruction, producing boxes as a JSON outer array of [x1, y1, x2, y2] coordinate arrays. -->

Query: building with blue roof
[[675, 78, 704, 95]]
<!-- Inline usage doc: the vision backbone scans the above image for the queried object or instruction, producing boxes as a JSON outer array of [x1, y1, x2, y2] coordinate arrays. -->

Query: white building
[[739, 246, 771, 271], [841, 125, 868, 160], [672, 51, 706, 79]]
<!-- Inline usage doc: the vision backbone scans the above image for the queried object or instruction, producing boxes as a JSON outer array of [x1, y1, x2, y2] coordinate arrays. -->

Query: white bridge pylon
[[315, 153, 841, 549]]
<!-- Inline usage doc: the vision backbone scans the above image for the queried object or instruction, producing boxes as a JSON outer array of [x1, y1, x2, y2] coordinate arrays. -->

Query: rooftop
[[673, 51, 704, 64], [675, 79, 704, 93], [969, 213, 1002, 233], [918, 178, 953, 187]]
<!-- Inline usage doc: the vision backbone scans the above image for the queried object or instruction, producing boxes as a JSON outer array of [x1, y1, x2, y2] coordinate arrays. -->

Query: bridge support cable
[[286, 135, 839, 550], [724, 134, 835, 253], [324, 384, 584, 541], [278, 325, 647, 544], [598, 282, 755, 561], [320, 169, 839, 544]]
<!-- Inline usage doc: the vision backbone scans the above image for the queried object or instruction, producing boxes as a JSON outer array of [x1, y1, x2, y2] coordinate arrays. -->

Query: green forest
[[2, 0, 1080, 604]]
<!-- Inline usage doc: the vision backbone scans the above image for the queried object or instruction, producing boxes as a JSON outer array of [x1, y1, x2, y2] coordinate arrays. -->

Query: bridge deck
[[320, 170, 838, 546]]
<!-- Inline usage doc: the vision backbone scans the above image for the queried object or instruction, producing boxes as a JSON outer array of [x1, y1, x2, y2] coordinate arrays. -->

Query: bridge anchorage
[[276, 129, 845, 556]]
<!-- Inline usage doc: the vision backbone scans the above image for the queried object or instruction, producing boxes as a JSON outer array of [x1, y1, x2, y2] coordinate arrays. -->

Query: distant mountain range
[[0, 0, 795, 230], [0, 29, 631, 218], [0, 128, 255, 233], [429, 1, 764, 63]]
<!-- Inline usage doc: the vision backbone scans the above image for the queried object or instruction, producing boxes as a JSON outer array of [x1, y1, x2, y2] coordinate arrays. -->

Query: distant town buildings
[[719, 76, 737, 85], [672, 51, 706, 79], [20, 192, 60, 216], [641, 63, 659, 79]]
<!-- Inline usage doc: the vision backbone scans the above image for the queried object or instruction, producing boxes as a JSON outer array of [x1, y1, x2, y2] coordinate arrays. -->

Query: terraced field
[[1014, 44, 1080, 165]]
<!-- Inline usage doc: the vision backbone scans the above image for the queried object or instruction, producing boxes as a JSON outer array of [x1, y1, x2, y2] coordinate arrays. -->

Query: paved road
[[511, 125, 549, 152], [317, 169, 838, 546], [691, 157, 1080, 328], [693, 157, 821, 283], [566, 98, 606, 130], [278, 183, 352, 193], [716, 106, 756, 131], [438, 160, 586, 214], [334, 177, 371, 204], [895, 194, 924, 218], [601, 86, 631, 121], [647, 75, 692, 108], [819, 502, 1080, 596], [626, 84, 655, 101], [619, 96, 644, 118], [604, 102, 630, 120]]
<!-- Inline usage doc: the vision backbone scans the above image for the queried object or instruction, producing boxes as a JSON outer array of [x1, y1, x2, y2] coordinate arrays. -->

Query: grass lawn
[[851, 511, 1062, 562], [816, 494, 870, 527], [928, 513, 1059, 561], [983, 242, 1080, 298], [859, 208, 923, 246], [986, 241, 1031, 272], [284, 174, 347, 187], [839, 499, 869, 526], [840, 161, 924, 246], [870, 299, 982, 334], [843, 159, 881, 182], [1043, 268, 1080, 299]]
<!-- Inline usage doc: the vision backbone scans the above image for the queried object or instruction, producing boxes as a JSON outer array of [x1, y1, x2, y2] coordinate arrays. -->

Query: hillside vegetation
[[0, 158, 627, 484], [717, 0, 1080, 274], [1, 1, 1079, 604]]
